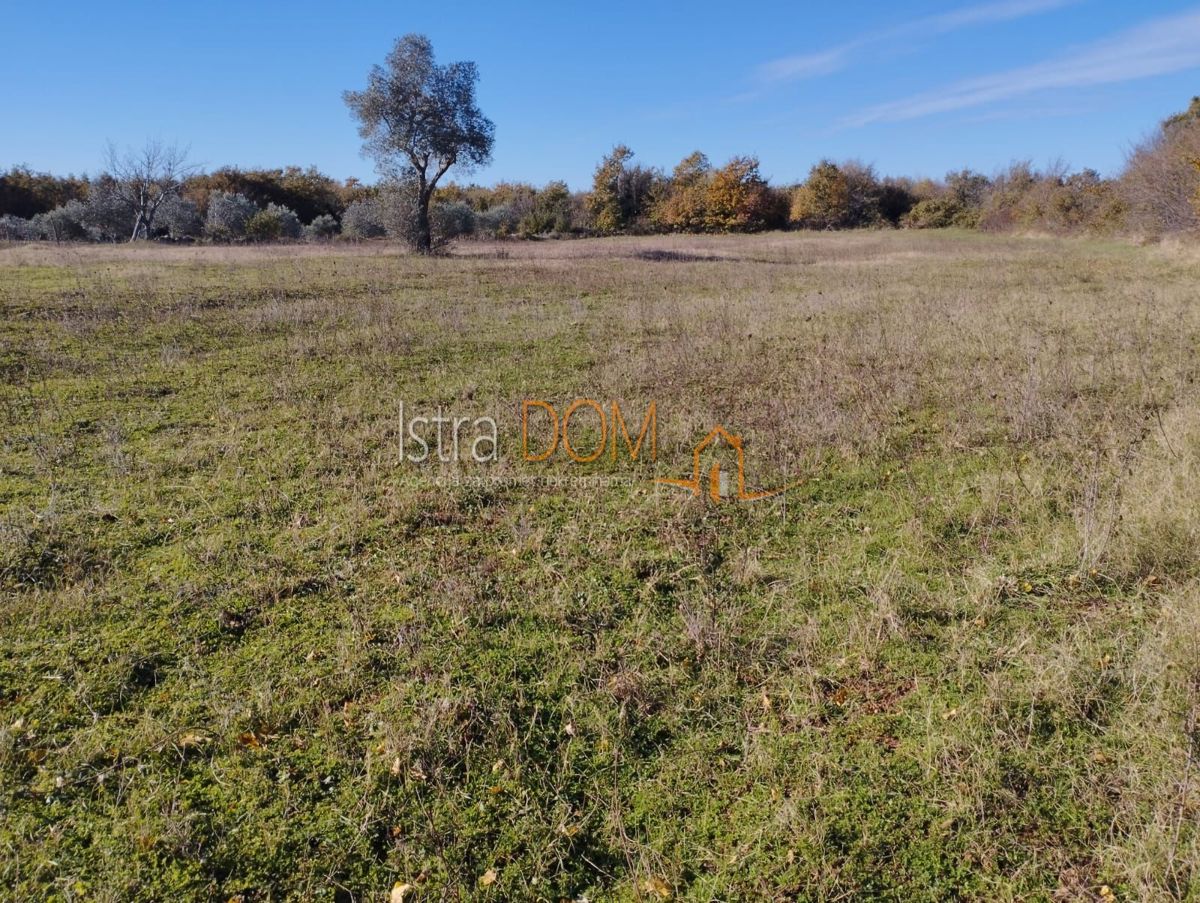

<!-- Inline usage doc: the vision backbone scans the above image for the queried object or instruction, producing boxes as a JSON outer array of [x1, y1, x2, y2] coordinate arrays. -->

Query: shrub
[[304, 214, 340, 240], [80, 179, 133, 241], [433, 201, 476, 240], [518, 181, 572, 235], [32, 201, 88, 241], [378, 181, 421, 244], [902, 171, 989, 229], [262, 203, 303, 239], [184, 166, 345, 224], [341, 198, 386, 239], [903, 196, 975, 229], [1053, 169, 1125, 233], [240, 202, 300, 241], [205, 191, 257, 241], [245, 210, 283, 242], [244, 203, 302, 242], [1121, 99, 1200, 235], [977, 161, 1042, 232], [975, 163, 1126, 235], [372, 181, 470, 249], [157, 196, 203, 240], [946, 169, 990, 208], [0, 214, 37, 241], [475, 204, 520, 237]]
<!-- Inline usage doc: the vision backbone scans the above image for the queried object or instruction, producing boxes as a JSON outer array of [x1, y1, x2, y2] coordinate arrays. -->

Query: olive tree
[[244, 203, 302, 241], [205, 191, 257, 241], [0, 215, 37, 241], [82, 178, 135, 241], [342, 198, 386, 239], [157, 196, 203, 240], [33, 202, 88, 242], [343, 34, 494, 252], [304, 214, 340, 240]]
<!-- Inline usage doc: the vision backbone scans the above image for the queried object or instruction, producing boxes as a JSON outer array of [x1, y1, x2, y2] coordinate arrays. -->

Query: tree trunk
[[414, 190, 433, 253]]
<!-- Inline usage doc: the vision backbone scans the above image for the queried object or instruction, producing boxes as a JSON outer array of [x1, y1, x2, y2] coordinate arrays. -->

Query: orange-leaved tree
[[703, 156, 781, 232], [652, 151, 711, 232]]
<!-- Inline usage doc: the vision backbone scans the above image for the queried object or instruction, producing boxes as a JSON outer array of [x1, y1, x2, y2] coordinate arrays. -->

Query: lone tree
[[104, 140, 194, 241], [344, 34, 494, 252]]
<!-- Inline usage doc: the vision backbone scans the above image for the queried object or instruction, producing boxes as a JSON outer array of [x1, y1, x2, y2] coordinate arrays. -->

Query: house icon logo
[[656, 425, 795, 502]]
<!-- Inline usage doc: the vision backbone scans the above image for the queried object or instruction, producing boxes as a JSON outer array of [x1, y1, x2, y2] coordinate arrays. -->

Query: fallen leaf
[[390, 882, 414, 903], [237, 731, 262, 749], [178, 733, 210, 750], [479, 868, 497, 887], [642, 877, 672, 899]]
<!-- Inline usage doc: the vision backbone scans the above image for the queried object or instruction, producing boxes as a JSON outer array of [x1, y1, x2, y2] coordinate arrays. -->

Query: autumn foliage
[[650, 153, 785, 233], [8, 96, 1200, 242]]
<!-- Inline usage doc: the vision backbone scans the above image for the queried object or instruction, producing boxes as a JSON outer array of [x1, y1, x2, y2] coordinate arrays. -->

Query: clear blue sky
[[4, 0, 1200, 188]]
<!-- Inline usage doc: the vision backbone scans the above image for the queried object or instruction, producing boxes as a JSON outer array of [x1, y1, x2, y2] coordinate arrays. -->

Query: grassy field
[[2, 231, 1200, 901]]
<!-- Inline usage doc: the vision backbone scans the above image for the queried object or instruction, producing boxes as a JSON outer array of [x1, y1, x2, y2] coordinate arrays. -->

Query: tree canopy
[[343, 34, 494, 251]]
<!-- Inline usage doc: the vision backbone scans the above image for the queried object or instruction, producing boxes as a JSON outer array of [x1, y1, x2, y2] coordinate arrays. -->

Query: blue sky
[[3, 0, 1200, 188]]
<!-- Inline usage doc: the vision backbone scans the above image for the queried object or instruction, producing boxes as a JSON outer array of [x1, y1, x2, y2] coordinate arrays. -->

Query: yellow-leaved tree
[[790, 160, 850, 229], [588, 145, 634, 234], [652, 151, 711, 232], [703, 156, 781, 232]]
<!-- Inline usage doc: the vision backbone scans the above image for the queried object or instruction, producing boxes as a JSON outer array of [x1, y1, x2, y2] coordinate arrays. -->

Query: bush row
[[5, 97, 1200, 242]]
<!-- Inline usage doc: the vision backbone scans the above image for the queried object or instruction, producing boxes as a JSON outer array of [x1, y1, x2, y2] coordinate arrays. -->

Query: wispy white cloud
[[844, 9, 1200, 126], [920, 0, 1077, 31], [756, 0, 1078, 85], [758, 48, 848, 83]]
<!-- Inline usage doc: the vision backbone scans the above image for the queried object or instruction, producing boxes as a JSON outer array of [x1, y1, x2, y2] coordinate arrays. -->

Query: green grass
[[2, 232, 1200, 900]]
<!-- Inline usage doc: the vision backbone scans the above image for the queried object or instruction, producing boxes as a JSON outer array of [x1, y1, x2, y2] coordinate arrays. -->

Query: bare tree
[[343, 35, 494, 253], [104, 140, 195, 242]]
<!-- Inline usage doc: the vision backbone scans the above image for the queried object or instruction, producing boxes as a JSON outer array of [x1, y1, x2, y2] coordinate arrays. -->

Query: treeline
[[4, 97, 1200, 244], [0, 165, 370, 243]]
